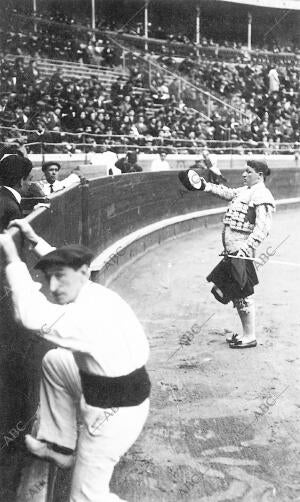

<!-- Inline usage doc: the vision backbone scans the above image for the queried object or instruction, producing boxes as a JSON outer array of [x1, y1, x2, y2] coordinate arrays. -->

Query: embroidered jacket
[[205, 181, 275, 256]]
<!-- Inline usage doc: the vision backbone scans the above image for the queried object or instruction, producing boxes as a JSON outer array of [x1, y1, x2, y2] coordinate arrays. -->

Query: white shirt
[[150, 158, 171, 172], [268, 69, 280, 92], [3, 186, 21, 205], [86, 151, 121, 176], [39, 179, 65, 196], [6, 257, 149, 377], [38, 174, 80, 196]]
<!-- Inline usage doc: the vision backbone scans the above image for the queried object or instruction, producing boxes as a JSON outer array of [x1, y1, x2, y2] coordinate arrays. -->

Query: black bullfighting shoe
[[25, 435, 75, 469], [226, 333, 240, 344]]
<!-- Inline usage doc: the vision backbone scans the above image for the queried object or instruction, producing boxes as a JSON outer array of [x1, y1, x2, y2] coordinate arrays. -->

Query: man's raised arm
[[8, 219, 55, 256]]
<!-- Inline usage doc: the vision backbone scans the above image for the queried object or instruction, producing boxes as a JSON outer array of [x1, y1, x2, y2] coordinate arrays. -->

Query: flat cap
[[35, 245, 94, 271], [42, 161, 61, 172]]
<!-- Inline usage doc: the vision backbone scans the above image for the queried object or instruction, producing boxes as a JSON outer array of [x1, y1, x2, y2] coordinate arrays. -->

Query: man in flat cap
[[29, 161, 80, 197], [0, 220, 151, 501], [0, 153, 33, 232], [39, 161, 65, 195]]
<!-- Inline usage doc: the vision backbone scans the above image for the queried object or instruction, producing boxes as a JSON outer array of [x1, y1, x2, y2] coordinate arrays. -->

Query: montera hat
[[178, 169, 205, 191], [35, 245, 94, 271]]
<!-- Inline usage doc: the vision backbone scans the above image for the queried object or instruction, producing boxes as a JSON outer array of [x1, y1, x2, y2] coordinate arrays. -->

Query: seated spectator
[[26, 59, 41, 86], [110, 76, 124, 105], [115, 151, 142, 173], [27, 122, 54, 154], [151, 79, 170, 104], [150, 150, 171, 172]]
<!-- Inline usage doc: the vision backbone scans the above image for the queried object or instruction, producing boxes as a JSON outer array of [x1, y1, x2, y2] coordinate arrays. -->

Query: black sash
[[80, 366, 151, 408]]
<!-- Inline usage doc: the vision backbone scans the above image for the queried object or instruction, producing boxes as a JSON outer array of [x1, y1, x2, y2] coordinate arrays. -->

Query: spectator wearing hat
[[150, 151, 171, 172], [115, 151, 142, 173], [38, 162, 65, 196], [33, 162, 80, 196], [0, 219, 150, 501], [0, 153, 33, 232]]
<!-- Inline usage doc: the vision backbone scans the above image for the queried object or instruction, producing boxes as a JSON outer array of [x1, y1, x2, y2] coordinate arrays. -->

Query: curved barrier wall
[[0, 167, 300, 501]]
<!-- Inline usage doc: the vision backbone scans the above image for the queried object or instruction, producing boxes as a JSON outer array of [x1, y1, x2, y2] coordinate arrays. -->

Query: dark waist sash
[[79, 366, 151, 408]]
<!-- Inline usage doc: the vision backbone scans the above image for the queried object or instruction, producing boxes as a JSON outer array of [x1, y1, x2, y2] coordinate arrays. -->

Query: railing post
[[122, 50, 126, 75], [207, 95, 211, 118], [148, 59, 152, 89], [144, 0, 149, 53], [41, 142, 45, 165], [83, 133, 87, 165], [196, 5, 200, 61]]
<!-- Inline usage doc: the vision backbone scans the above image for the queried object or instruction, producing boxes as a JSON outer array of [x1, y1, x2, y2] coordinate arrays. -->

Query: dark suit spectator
[[27, 122, 54, 154], [0, 153, 33, 232], [25, 59, 41, 86], [115, 151, 143, 173]]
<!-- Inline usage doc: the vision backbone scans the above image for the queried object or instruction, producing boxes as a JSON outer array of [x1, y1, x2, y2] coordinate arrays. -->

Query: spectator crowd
[[0, 6, 299, 155]]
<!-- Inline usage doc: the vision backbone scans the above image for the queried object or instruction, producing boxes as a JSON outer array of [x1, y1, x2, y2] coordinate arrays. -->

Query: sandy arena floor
[[108, 206, 300, 502]]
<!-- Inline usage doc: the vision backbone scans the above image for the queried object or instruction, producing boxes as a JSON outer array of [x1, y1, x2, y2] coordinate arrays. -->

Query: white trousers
[[37, 348, 150, 502]]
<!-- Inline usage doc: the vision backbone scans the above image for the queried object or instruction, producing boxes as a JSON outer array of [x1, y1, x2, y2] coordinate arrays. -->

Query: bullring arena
[[0, 1, 299, 501]]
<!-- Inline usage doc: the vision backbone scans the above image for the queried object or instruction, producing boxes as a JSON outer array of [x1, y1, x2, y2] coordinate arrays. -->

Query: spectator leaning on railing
[[24, 161, 81, 197]]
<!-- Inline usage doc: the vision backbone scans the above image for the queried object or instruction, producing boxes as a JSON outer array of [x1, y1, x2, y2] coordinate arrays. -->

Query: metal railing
[[113, 32, 300, 63], [1, 135, 298, 160], [104, 34, 250, 122], [5, 15, 298, 123]]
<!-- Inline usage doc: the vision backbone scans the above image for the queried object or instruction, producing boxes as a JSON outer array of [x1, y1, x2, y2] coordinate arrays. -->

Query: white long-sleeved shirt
[[38, 174, 80, 196], [150, 158, 171, 172], [6, 248, 149, 377]]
